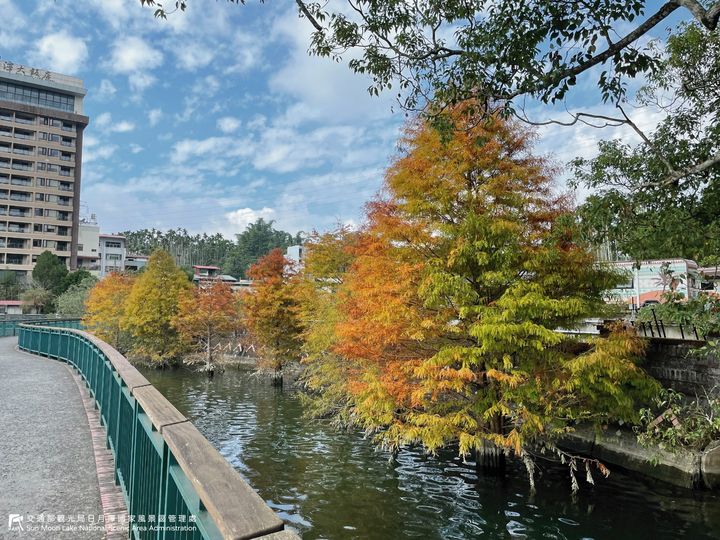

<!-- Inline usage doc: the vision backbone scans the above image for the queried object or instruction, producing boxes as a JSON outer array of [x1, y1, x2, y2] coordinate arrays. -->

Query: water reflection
[[141, 366, 720, 540]]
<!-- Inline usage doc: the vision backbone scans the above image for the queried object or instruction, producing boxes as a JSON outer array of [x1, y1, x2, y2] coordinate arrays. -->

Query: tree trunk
[[475, 441, 506, 473], [476, 414, 506, 473], [206, 328, 212, 370]]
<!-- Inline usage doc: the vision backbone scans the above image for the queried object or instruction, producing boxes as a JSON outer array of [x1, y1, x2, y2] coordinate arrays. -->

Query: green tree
[[122, 250, 192, 364], [573, 24, 720, 262], [122, 227, 234, 268], [223, 218, 302, 278], [142, 1, 720, 116], [55, 276, 98, 317], [0, 271, 25, 300], [20, 285, 54, 314], [32, 251, 68, 296]]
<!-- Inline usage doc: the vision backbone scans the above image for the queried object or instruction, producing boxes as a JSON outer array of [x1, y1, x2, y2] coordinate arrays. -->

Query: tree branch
[[295, 0, 323, 32], [677, 0, 720, 29], [647, 151, 720, 188], [521, 2, 682, 99]]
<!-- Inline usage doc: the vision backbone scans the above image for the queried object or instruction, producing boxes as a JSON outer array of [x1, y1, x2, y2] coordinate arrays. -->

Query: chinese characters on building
[[0, 60, 52, 81]]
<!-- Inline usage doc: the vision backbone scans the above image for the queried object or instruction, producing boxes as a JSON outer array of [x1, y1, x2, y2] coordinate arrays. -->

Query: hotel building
[[0, 61, 88, 280]]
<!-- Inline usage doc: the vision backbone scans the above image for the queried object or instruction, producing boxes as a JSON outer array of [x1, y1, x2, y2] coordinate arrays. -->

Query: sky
[[0, 0, 685, 238]]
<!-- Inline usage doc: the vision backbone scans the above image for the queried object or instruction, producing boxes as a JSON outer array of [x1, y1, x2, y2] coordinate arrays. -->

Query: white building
[[77, 216, 100, 275], [125, 254, 148, 273], [99, 234, 126, 275], [285, 245, 304, 267]]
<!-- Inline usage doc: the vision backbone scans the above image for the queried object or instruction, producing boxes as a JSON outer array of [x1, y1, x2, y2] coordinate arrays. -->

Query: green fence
[[18, 323, 297, 540], [0, 316, 82, 337]]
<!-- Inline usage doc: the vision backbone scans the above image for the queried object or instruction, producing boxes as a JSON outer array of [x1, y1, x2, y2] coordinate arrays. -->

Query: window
[[106, 253, 122, 261], [14, 114, 34, 125], [11, 160, 32, 171], [34, 208, 43, 216], [0, 81, 74, 113], [105, 241, 122, 248]]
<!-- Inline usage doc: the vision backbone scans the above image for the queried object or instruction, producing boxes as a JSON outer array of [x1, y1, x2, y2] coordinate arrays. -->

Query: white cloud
[[175, 44, 215, 71], [92, 113, 135, 133], [95, 112, 112, 128], [171, 136, 236, 164], [96, 79, 117, 100], [148, 108, 163, 127], [111, 120, 135, 133], [225, 207, 276, 230], [217, 116, 241, 134], [223, 31, 263, 74], [269, 11, 393, 125], [30, 32, 88, 74], [108, 36, 163, 74], [106, 35, 162, 95], [83, 144, 117, 164], [129, 143, 144, 154], [128, 72, 157, 93], [0, 0, 27, 49]]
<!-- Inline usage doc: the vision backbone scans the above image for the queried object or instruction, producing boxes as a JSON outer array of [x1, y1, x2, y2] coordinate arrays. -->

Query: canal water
[[140, 366, 720, 539]]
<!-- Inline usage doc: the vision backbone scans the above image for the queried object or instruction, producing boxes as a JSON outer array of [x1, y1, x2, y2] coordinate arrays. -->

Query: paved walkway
[[0, 337, 103, 539]]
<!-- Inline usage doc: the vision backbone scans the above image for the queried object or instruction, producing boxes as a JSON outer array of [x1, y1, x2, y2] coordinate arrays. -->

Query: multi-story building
[[99, 234, 126, 275], [0, 61, 88, 280], [125, 254, 149, 273], [77, 216, 100, 275]]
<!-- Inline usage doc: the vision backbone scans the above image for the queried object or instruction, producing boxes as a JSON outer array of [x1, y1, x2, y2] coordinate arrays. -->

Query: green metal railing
[[0, 316, 82, 337], [18, 323, 297, 540]]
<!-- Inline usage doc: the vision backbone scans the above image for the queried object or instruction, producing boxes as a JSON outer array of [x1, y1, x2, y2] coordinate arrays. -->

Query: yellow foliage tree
[[83, 272, 135, 351], [122, 250, 191, 364]]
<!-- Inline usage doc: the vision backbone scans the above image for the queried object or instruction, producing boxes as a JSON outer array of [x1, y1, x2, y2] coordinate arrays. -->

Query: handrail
[[0, 316, 81, 337], [18, 323, 299, 540]]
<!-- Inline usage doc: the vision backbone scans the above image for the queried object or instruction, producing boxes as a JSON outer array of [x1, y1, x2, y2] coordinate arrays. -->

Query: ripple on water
[[138, 366, 720, 540]]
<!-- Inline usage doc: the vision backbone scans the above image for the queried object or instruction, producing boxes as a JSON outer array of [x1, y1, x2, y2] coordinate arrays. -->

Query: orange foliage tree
[[173, 281, 242, 370], [308, 102, 658, 484], [242, 248, 303, 382], [83, 272, 135, 351]]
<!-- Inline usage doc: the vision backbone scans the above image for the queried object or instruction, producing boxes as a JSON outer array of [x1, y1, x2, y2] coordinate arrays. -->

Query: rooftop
[[0, 60, 86, 96]]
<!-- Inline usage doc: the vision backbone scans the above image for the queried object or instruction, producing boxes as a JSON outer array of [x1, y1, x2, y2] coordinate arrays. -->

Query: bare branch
[[617, 105, 676, 177], [295, 0, 323, 32]]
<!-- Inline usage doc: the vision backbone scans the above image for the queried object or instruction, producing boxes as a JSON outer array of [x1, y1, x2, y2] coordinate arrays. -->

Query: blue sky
[[1, 0, 683, 237]]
